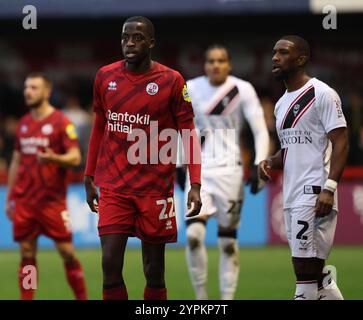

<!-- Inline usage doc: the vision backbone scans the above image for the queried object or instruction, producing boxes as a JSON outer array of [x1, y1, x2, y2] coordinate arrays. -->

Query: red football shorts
[[13, 201, 72, 242], [98, 188, 178, 244]]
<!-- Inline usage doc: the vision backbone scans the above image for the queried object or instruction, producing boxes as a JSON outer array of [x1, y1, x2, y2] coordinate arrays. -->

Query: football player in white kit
[[184, 45, 269, 300], [259, 36, 349, 300]]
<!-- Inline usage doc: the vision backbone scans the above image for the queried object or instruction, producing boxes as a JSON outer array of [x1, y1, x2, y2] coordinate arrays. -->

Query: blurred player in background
[[184, 45, 269, 300], [259, 35, 348, 300], [84, 16, 202, 300], [5, 73, 87, 300]]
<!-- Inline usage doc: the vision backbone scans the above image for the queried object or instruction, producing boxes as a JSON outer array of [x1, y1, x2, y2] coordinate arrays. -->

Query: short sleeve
[[93, 70, 103, 112], [61, 116, 79, 150], [171, 72, 195, 124], [317, 88, 347, 133]]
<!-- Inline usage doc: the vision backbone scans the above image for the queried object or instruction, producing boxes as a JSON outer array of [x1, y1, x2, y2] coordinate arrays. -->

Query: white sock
[[318, 273, 344, 300], [186, 222, 208, 300], [218, 237, 239, 300], [294, 281, 318, 300]]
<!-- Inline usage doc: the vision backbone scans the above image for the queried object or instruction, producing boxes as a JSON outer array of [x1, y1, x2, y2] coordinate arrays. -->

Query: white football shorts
[[284, 206, 337, 260], [185, 165, 244, 229]]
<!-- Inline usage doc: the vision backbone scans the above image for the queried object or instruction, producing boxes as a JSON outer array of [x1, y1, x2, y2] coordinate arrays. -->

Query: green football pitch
[[0, 246, 362, 300]]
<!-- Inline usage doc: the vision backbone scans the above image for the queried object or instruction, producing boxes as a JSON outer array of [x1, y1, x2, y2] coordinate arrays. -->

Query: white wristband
[[324, 179, 337, 193]]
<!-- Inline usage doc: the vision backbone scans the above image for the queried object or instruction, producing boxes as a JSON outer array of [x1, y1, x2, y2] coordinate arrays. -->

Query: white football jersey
[[186, 75, 269, 169], [275, 78, 347, 209]]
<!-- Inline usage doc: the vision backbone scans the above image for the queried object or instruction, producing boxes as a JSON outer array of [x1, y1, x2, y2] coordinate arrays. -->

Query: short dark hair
[[205, 44, 231, 61], [124, 16, 155, 38], [26, 72, 52, 87], [280, 35, 310, 58]]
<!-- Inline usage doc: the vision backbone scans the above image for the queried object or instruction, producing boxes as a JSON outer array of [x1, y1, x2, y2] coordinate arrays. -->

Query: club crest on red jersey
[[41, 123, 53, 135], [21, 125, 28, 133], [146, 82, 158, 95]]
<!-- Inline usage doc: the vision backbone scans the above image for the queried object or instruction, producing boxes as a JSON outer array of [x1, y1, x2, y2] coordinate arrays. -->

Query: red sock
[[18, 258, 37, 300], [144, 286, 167, 300], [65, 259, 87, 300], [103, 284, 128, 300]]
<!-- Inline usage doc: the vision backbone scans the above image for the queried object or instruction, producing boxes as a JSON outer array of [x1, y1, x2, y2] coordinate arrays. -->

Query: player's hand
[[5, 198, 15, 221], [84, 175, 99, 213], [258, 159, 272, 182], [246, 165, 265, 194], [186, 183, 202, 218], [37, 148, 57, 163], [315, 189, 334, 217]]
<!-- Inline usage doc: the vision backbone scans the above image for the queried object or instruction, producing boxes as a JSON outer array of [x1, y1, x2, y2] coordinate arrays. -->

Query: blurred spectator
[[2, 116, 18, 167], [62, 95, 92, 169], [345, 90, 363, 165]]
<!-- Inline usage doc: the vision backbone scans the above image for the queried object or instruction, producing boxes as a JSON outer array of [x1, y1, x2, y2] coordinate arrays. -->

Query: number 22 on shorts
[[156, 197, 175, 220]]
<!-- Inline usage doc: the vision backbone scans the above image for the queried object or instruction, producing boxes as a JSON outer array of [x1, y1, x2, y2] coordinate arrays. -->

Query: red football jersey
[[11, 109, 79, 206], [93, 60, 194, 196]]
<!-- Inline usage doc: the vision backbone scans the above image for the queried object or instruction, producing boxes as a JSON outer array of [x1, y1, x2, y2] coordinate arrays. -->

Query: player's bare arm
[[315, 127, 349, 217], [242, 101, 270, 194], [37, 146, 81, 167], [5, 150, 21, 220], [240, 127, 262, 193], [258, 149, 283, 181]]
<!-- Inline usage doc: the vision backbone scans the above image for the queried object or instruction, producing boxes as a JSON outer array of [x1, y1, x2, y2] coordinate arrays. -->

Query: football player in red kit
[[84, 16, 202, 300], [6, 73, 87, 300]]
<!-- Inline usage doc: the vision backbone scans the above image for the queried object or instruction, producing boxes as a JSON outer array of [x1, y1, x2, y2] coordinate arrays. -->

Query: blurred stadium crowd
[[1, 14, 363, 181]]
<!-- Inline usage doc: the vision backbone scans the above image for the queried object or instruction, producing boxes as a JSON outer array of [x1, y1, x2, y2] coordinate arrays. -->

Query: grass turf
[[0, 246, 362, 300]]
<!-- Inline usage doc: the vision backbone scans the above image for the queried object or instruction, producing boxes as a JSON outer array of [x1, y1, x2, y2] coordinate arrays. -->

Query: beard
[[273, 66, 298, 82], [273, 73, 285, 82], [272, 69, 289, 82], [26, 97, 43, 109]]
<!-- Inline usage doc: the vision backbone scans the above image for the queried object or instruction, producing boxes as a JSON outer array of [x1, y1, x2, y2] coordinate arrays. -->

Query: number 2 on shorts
[[227, 200, 242, 216], [296, 220, 309, 240]]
